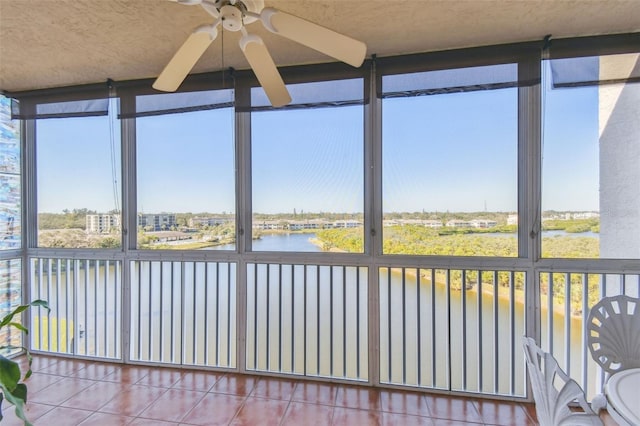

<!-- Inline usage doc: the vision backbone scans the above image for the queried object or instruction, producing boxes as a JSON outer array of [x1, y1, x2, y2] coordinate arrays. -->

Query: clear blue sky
[[34, 80, 599, 215]]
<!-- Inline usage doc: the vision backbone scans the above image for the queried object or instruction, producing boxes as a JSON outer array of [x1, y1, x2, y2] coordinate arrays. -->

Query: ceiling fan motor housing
[[208, 0, 264, 27], [220, 4, 243, 31]]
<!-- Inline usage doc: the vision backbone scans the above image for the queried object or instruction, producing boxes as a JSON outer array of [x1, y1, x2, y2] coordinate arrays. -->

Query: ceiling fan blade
[[153, 26, 217, 92], [240, 34, 292, 107], [259, 7, 366, 68]]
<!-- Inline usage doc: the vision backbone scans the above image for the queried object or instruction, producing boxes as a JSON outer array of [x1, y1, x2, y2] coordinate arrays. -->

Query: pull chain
[[221, 24, 225, 88]]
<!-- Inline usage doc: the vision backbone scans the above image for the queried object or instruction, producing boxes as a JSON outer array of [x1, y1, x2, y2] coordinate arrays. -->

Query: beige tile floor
[[1, 355, 620, 425]]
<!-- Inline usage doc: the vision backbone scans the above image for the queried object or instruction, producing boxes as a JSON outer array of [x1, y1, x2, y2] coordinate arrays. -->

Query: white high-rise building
[[86, 214, 121, 234]]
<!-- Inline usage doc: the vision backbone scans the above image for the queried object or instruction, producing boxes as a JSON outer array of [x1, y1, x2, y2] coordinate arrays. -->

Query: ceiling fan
[[153, 0, 367, 107]]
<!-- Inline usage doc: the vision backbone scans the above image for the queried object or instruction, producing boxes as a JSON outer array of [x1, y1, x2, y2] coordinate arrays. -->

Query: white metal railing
[[537, 270, 640, 400], [379, 267, 527, 396], [20, 255, 640, 402], [245, 263, 368, 381], [29, 257, 121, 359], [129, 260, 236, 368]]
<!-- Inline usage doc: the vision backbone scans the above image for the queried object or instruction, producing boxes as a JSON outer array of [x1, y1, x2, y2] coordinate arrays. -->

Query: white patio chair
[[587, 295, 640, 375], [523, 336, 603, 426]]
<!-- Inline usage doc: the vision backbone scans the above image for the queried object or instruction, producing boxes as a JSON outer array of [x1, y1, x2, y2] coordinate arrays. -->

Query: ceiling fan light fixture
[[220, 4, 244, 31]]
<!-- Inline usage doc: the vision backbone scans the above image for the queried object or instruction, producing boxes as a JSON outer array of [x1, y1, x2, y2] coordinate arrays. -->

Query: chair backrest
[[523, 337, 603, 426], [587, 295, 640, 375]]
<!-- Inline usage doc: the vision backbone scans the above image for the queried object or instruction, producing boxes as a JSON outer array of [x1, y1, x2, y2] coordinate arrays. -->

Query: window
[[251, 79, 365, 253], [0, 258, 22, 355], [382, 65, 519, 256], [542, 52, 640, 259], [136, 91, 235, 250], [36, 101, 121, 249], [0, 96, 20, 249]]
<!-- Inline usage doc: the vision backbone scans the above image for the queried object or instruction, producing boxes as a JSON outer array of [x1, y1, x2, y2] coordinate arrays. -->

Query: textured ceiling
[[1, 0, 639, 93]]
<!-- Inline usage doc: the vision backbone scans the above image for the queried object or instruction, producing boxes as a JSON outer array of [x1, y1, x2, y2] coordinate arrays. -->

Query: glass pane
[[0, 96, 21, 249], [0, 258, 22, 355], [136, 99, 235, 250], [542, 53, 640, 258], [252, 101, 364, 252], [382, 67, 518, 256], [36, 102, 122, 248]]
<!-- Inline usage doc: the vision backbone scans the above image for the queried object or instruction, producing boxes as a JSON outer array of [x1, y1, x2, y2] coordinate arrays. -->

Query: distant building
[[253, 220, 283, 230], [332, 220, 361, 229], [470, 219, 497, 228], [189, 217, 230, 227], [287, 219, 328, 230], [383, 219, 442, 228], [138, 213, 176, 231], [572, 212, 600, 219], [446, 220, 470, 228], [86, 214, 120, 234], [423, 220, 443, 228], [507, 214, 518, 226]]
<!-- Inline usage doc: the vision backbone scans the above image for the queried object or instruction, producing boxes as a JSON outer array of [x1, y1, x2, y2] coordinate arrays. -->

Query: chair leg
[[591, 393, 607, 413]]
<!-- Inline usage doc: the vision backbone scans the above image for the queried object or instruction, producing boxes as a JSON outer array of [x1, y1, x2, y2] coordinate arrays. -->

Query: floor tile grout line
[[16, 357, 543, 425]]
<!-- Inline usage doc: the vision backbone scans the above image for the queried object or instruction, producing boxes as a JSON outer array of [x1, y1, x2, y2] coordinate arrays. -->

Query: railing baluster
[[416, 268, 421, 387], [581, 273, 589, 390], [431, 268, 436, 388], [493, 270, 499, 394], [509, 271, 515, 395], [55, 258, 60, 353], [477, 270, 483, 392], [388, 267, 392, 382], [291, 264, 295, 374], [148, 261, 153, 361], [303, 264, 308, 375], [356, 266, 360, 380], [104, 260, 109, 357], [73, 260, 79, 355], [46, 258, 51, 351], [564, 272, 571, 376], [180, 262, 186, 365], [329, 266, 336, 376], [114, 261, 119, 358], [446, 269, 452, 390], [462, 269, 467, 391], [547, 272, 553, 353], [253, 263, 258, 370], [342, 266, 347, 378], [192, 262, 198, 365], [316, 265, 320, 376], [227, 262, 232, 367], [85, 259, 89, 356], [169, 262, 175, 363], [402, 267, 407, 385], [278, 264, 282, 372], [159, 261, 165, 362], [266, 263, 271, 371]]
